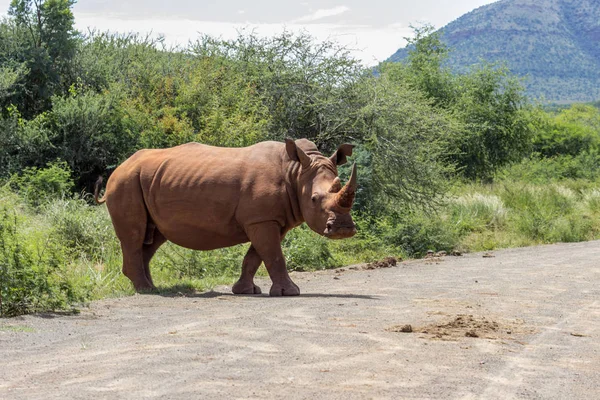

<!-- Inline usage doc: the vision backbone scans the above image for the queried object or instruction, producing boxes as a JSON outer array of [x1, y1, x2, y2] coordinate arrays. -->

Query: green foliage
[[498, 153, 600, 183], [450, 193, 507, 234], [501, 184, 596, 243], [43, 89, 135, 188], [533, 104, 600, 157], [385, 26, 534, 181], [151, 243, 246, 280], [0, 197, 84, 317], [9, 160, 73, 207], [44, 197, 116, 257], [356, 68, 457, 206], [377, 212, 458, 257], [3, 0, 78, 117], [403, 24, 455, 107], [451, 65, 534, 180], [188, 33, 364, 146], [282, 224, 338, 271]]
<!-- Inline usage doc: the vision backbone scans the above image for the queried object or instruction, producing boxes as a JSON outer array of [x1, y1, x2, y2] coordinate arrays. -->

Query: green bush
[[533, 104, 600, 158], [379, 212, 458, 257], [44, 197, 118, 258], [9, 160, 73, 207], [497, 153, 600, 183], [282, 224, 338, 271], [0, 202, 86, 317]]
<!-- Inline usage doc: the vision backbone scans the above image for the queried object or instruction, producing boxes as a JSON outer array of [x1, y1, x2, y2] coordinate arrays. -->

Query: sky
[[0, 0, 498, 65]]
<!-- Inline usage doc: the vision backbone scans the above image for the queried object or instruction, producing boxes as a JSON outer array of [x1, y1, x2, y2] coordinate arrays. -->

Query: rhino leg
[[121, 245, 155, 291], [232, 246, 262, 295], [106, 178, 155, 292], [246, 222, 300, 297], [142, 229, 167, 288]]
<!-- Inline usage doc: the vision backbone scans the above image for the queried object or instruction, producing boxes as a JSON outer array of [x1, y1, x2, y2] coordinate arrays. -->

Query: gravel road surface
[[1, 241, 599, 399]]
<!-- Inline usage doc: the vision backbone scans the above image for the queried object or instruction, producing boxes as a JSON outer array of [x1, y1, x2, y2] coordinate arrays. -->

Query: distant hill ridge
[[388, 0, 600, 103]]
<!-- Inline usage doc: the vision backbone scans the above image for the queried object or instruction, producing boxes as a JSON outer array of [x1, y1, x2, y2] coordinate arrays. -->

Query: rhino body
[[97, 138, 357, 296]]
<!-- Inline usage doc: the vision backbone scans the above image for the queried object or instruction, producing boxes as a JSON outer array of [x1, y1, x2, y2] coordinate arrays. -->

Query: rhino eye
[[311, 194, 318, 203]]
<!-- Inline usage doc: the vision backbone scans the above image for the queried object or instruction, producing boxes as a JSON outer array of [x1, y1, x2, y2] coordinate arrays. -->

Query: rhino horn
[[336, 163, 357, 209], [328, 177, 342, 193]]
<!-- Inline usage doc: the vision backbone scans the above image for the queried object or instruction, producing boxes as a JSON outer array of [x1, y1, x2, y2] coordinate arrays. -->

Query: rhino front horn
[[336, 163, 357, 209]]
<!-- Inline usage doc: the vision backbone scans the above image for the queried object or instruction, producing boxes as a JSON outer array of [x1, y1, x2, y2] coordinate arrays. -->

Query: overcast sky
[[0, 0, 498, 65]]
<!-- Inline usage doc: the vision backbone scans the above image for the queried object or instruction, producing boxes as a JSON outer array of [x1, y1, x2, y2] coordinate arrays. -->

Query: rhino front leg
[[245, 222, 300, 296], [232, 246, 262, 295]]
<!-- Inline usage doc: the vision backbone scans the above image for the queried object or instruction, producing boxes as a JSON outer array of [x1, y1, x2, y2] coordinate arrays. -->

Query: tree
[[450, 65, 534, 180], [403, 24, 455, 107], [1, 0, 77, 117], [385, 25, 534, 181]]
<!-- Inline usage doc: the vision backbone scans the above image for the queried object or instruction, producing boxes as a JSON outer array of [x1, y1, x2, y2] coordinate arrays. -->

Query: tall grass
[[447, 182, 600, 251]]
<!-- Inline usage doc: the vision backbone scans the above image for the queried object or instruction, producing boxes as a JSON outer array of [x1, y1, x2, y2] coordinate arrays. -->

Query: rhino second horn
[[329, 177, 342, 193], [336, 163, 357, 209]]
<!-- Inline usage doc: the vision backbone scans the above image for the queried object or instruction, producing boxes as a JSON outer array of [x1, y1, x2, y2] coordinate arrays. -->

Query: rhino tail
[[94, 176, 106, 205]]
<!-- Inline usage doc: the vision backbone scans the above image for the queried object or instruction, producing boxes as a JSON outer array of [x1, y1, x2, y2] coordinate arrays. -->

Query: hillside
[[388, 0, 600, 103]]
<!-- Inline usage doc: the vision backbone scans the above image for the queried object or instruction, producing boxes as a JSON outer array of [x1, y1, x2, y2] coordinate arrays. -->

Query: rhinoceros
[[95, 138, 357, 296]]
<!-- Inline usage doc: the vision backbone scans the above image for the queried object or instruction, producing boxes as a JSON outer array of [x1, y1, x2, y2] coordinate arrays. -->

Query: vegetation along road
[[1, 241, 599, 399]]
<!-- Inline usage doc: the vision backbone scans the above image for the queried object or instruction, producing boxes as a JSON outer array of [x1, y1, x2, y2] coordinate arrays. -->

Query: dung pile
[[365, 256, 398, 270], [387, 314, 529, 341]]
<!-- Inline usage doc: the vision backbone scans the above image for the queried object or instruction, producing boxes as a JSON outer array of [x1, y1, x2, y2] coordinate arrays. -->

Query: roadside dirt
[[1, 241, 600, 399]]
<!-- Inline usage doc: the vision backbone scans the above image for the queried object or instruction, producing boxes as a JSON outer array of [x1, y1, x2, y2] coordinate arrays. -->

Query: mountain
[[388, 0, 600, 103]]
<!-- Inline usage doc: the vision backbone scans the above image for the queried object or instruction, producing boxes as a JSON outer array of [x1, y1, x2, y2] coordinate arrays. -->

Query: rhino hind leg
[[245, 222, 300, 297], [142, 228, 167, 288], [106, 178, 155, 292], [121, 245, 155, 291], [232, 245, 262, 295]]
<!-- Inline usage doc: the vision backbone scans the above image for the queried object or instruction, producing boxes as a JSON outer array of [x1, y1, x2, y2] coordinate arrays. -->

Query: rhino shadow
[[153, 288, 378, 300]]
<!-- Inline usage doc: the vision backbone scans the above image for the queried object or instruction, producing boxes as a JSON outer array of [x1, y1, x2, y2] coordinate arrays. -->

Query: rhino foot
[[269, 282, 300, 297], [134, 283, 157, 293], [232, 281, 262, 295]]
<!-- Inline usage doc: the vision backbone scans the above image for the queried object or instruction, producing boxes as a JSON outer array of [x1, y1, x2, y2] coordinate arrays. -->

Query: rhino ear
[[285, 138, 311, 168], [330, 143, 355, 166]]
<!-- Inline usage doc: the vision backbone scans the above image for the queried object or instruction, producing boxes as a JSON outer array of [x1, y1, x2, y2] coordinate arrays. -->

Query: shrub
[[282, 224, 338, 271], [43, 197, 118, 258], [498, 153, 600, 183], [380, 212, 458, 257], [0, 203, 85, 317], [9, 160, 74, 207]]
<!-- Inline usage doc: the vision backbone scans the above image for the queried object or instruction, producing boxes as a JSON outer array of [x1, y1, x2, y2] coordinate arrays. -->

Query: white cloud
[[292, 6, 350, 23], [74, 13, 411, 65]]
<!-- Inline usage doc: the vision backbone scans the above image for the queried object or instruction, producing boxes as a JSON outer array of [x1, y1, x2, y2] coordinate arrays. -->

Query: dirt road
[[1, 241, 600, 399]]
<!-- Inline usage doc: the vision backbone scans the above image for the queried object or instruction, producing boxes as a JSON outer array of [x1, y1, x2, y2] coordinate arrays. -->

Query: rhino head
[[286, 138, 357, 239]]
